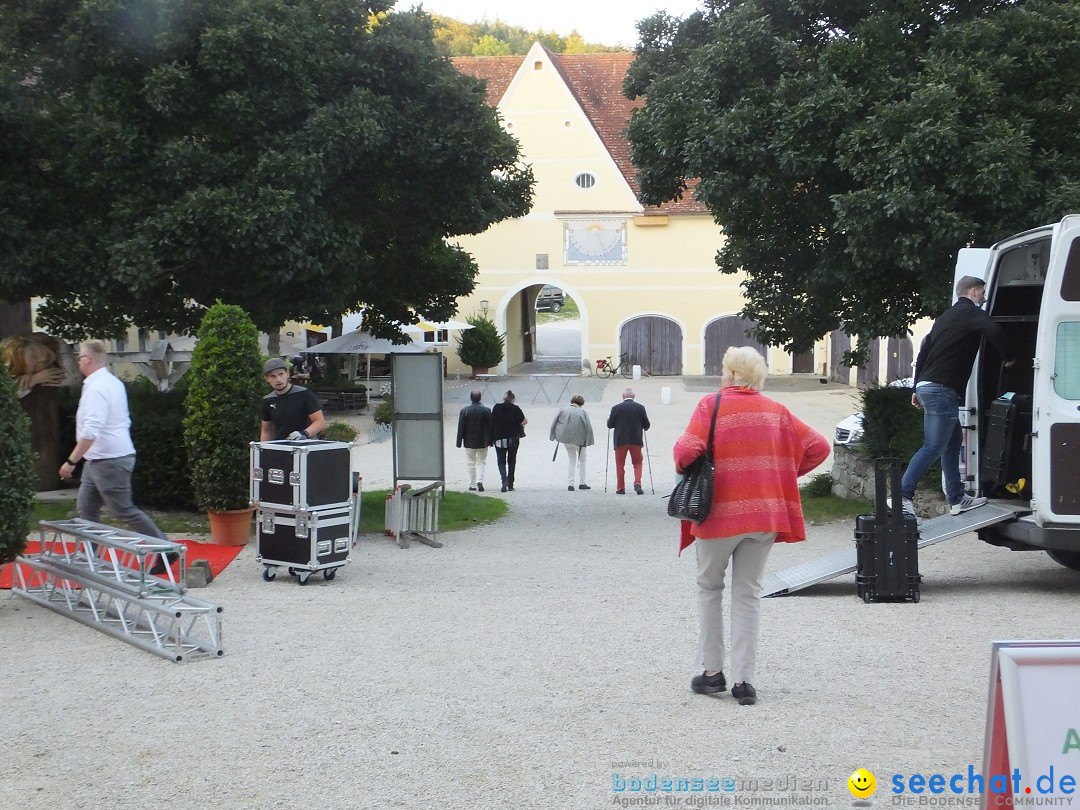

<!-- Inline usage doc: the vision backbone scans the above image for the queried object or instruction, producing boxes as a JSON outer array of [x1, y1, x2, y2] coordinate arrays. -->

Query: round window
[[574, 172, 596, 189]]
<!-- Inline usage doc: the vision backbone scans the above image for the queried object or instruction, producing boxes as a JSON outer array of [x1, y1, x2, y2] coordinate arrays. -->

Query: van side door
[[1033, 215, 1080, 525]]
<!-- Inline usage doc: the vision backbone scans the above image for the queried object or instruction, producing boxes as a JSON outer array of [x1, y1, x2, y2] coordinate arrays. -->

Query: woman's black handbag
[[667, 393, 721, 523]]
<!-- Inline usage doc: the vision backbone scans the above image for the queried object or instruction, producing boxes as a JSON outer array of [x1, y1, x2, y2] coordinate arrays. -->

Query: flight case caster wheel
[[324, 568, 337, 581], [297, 571, 311, 585], [262, 566, 277, 582]]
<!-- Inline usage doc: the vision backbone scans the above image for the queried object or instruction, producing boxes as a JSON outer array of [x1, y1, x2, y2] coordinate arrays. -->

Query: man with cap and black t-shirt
[[260, 358, 327, 441]]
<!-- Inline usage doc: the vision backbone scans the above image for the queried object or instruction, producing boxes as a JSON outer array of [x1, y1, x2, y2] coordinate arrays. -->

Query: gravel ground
[[2, 375, 1077, 810]]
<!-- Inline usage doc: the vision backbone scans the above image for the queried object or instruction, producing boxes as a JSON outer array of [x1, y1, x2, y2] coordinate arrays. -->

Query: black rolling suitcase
[[980, 393, 1032, 496], [854, 457, 921, 603]]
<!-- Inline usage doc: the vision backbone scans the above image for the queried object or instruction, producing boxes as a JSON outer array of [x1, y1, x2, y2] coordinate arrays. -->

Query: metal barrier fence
[[384, 482, 444, 549]]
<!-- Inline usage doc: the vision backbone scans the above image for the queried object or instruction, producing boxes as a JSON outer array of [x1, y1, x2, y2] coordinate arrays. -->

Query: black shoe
[[507, 484, 514, 491], [568, 485, 575, 491], [477, 482, 484, 492], [615, 489, 625, 495], [634, 484, 645, 494], [501, 484, 508, 493], [731, 682, 757, 705], [149, 552, 179, 576], [691, 670, 727, 694], [578, 484, 591, 490], [468, 485, 476, 491]]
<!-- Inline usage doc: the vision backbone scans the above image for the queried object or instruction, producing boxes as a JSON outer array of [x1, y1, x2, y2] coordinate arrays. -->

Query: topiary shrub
[[183, 302, 263, 512], [129, 376, 196, 510], [321, 420, 358, 442], [0, 361, 36, 564], [861, 386, 926, 461], [456, 314, 504, 371], [373, 397, 393, 426]]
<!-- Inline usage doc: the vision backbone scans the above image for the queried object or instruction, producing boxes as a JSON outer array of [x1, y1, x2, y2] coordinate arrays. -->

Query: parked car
[[834, 378, 914, 447], [535, 285, 565, 312]]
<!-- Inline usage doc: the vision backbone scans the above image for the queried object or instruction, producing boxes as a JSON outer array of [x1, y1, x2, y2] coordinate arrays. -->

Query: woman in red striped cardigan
[[673, 346, 829, 705]]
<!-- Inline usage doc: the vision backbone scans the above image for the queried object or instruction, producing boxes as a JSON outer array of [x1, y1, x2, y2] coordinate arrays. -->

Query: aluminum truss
[[12, 519, 224, 662]]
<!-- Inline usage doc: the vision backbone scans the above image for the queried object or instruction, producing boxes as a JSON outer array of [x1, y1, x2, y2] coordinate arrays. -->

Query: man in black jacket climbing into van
[[902, 275, 1014, 518]]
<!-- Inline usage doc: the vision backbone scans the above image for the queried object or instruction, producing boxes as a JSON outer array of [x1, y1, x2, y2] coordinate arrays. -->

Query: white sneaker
[[901, 498, 917, 518], [950, 495, 988, 516]]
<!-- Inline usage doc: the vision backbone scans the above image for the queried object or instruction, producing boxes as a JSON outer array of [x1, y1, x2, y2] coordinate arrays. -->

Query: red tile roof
[[453, 48, 708, 215]]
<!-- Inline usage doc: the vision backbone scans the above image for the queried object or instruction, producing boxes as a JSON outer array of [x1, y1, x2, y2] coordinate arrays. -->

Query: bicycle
[[595, 353, 633, 378]]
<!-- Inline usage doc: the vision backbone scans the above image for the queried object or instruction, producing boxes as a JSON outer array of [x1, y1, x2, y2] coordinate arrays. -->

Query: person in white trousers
[[549, 394, 595, 491]]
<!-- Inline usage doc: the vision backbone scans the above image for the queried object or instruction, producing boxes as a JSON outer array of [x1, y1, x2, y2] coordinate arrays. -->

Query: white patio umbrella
[[299, 329, 426, 385]]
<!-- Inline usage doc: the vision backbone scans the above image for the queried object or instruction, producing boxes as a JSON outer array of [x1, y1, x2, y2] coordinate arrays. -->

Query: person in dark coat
[[607, 387, 651, 494], [456, 390, 492, 491], [490, 390, 528, 492]]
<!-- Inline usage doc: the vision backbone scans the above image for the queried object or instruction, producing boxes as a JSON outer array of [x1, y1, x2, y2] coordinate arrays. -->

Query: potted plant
[[183, 302, 263, 545], [456, 314, 505, 377]]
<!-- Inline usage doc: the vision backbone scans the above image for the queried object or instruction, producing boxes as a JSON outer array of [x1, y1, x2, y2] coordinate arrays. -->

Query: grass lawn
[[31, 489, 509, 537], [536, 297, 580, 323]]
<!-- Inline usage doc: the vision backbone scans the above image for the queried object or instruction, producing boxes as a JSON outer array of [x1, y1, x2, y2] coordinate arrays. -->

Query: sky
[[409, 0, 704, 49]]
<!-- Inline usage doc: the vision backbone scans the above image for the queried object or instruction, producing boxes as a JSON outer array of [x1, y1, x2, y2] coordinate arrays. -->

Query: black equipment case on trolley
[[255, 505, 353, 585], [250, 439, 352, 510], [979, 393, 1032, 496], [854, 457, 922, 603]]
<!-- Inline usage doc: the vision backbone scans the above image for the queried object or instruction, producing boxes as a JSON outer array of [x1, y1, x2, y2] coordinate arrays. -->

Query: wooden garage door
[[857, 338, 881, 388], [620, 316, 682, 376], [886, 336, 913, 382], [704, 316, 768, 376], [830, 330, 850, 383]]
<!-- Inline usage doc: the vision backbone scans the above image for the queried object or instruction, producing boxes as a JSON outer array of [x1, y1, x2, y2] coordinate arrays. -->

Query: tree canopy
[[0, 0, 534, 339], [430, 15, 618, 57], [626, 0, 1080, 356]]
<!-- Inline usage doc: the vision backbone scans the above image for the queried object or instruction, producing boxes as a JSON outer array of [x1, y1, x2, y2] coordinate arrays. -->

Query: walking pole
[[604, 428, 611, 493], [643, 430, 655, 494]]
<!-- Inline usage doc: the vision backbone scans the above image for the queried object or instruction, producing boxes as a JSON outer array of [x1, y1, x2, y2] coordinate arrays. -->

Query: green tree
[[0, 360, 35, 565], [472, 34, 512, 56], [626, 1, 1080, 358], [0, 0, 533, 340]]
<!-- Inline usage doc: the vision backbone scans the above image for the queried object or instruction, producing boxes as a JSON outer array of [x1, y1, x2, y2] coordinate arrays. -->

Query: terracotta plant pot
[[470, 366, 489, 379], [207, 507, 254, 546]]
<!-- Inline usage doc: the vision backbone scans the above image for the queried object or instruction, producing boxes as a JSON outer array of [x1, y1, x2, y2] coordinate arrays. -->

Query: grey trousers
[[77, 455, 166, 540], [695, 531, 777, 683]]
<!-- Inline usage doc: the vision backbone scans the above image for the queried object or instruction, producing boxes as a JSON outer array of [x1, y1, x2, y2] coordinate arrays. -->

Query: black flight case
[[854, 457, 922, 603], [979, 393, 1032, 497], [250, 439, 355, 585]]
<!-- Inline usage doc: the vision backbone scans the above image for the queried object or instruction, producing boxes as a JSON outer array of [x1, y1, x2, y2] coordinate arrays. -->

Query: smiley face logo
[[848, 769, 876, 798]]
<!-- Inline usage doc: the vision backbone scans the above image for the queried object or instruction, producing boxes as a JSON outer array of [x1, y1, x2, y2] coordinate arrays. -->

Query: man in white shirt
[[58, 340, 168, 554]]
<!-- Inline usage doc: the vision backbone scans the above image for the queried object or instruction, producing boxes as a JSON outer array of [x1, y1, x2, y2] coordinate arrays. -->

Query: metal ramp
[[11, 519, 224, 662], [761, 503, 1027, 597]]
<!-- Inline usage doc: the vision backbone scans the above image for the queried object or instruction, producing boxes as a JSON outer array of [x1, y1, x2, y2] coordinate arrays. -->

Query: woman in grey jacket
[[550, 394, 595, 491]]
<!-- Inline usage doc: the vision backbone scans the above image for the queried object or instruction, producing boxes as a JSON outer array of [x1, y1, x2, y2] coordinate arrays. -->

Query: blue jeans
[[902, 383, 965, 505]]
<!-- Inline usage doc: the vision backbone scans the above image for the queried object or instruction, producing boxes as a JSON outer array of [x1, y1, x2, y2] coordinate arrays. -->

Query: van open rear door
[[1032, 215, 1080, 526]]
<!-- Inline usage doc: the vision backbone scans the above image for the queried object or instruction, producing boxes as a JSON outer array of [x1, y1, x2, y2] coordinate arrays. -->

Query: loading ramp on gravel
[[760, 503, 1028, 598]]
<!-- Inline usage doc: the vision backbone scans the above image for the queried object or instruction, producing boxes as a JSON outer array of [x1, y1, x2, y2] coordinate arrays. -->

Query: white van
[[959, 215, 1080, 569]]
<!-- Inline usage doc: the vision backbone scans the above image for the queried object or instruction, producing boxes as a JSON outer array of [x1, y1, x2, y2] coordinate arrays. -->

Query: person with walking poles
[[491, 390, 527, 492], [550, 394, 594, 491], [674, 346, 829, 706], [607, 387, 650, 494], [457, 389, 492, 491], [901, 274, 1014, 518], [58, 339, 173, 573]]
